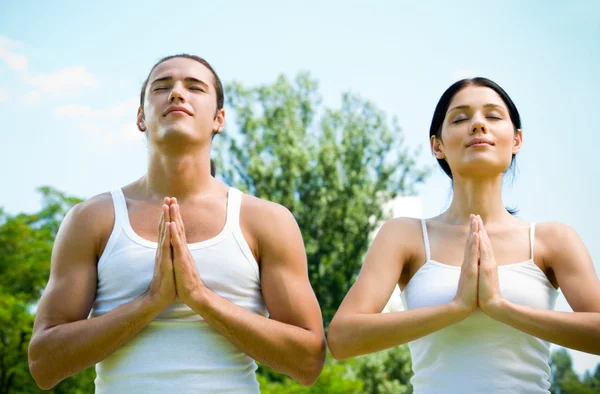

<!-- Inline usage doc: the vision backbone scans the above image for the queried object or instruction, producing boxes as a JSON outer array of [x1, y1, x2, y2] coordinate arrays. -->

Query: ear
[[512, 129, 523, 155], [137, 107, 146, 132], [431, 135, 445, 159], [213, 108, 225, 135]]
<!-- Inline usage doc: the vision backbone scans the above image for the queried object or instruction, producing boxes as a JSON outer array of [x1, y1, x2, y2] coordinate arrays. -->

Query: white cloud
[[0, 35, 28, 72], [91, 122, 143, 145], [20, 91, 41, 106], [54, 104, 99, 118], [76, 122, 102, 135], [0, 87, 5, 103], [55, 98, 142, 145], [0, 36, 23, 49], [1, 35, 100, 102], [116, 122, 145, 143], [54, 97, 137, 119], [107, 97, 139, 118], [27, 66, 99, 96]]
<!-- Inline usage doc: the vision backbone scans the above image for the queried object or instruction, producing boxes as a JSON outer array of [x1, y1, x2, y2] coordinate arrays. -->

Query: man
[[28, 54, 326, 393]]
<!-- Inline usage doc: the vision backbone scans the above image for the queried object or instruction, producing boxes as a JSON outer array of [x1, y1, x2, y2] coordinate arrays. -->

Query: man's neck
[[143, 148, 214, 201]]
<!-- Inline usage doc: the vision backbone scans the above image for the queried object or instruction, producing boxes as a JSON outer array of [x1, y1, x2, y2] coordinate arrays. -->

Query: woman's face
[[432, 85, 522, 179]]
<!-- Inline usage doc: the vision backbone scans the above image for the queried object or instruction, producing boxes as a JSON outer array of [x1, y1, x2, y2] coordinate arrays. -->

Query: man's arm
[[28, 197, 175, 389], [172, 197, 326, 386]]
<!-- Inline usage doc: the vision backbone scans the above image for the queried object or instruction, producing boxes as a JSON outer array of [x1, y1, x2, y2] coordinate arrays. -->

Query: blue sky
[[1, 0, 598, 375]]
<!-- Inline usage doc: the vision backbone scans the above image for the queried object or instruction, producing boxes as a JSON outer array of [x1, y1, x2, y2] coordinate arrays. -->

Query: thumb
[[170, 222, 182, 259], [469, 232, 480, 270], [479, 231, 491, 267]]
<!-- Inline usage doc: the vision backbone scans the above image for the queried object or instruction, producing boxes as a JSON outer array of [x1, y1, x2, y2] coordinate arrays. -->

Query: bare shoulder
[[239, 193, 298, 235], [58, 192, 115, 259], [65, 192, 114, 230], [379, 216, 423, 239], [371, 216, 424, 263], [237, 193, 303, 266], [535, 221, 586, 267], [535, 221, 580, 251]]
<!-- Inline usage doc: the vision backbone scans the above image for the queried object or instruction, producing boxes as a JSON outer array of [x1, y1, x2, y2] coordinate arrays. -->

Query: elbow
[[29, 365, 58, 391], [294, 355, 325, 386], [326, 321, 351, 361], [28, 338, 59, 390], [292, 337, 326, 386], [29, 356, 58, 390], [297, 373, 319, 387]]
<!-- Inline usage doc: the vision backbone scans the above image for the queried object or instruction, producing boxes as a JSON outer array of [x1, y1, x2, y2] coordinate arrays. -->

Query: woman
[[327, 77, 600, 393]]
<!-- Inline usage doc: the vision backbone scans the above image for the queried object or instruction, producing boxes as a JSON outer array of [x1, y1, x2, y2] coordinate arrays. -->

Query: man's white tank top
[[90, 187, 268, 393], [400, 219, 558, 394]]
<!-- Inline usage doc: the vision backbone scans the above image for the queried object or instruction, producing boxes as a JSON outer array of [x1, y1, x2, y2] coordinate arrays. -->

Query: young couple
[[28, 54, 600, 393]]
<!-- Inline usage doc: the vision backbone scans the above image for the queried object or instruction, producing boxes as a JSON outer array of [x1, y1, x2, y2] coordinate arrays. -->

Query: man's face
[[138, 57, 224, 145]]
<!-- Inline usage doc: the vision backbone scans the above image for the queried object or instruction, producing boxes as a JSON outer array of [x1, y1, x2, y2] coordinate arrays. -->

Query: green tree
[[0, 188, 95, 393], [0, 187, 81, 303], [217, 73, 428, 328], [550, 348, 600, 394], [257, 346, 413, 393], [352, 346, 413, 394], [0, 294, 36, 394], [258, 358, 364, 393]]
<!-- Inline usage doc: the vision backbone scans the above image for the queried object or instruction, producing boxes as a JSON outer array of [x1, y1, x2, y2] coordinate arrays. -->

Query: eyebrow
[[447, 103, 504, 114], [150, 76, 209, 89]]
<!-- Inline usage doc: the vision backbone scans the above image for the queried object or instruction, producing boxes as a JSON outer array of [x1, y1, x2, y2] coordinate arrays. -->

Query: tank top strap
[[225, 188, 242, 232], [109, 188, 129, 229], [421, 219, 431, 262], [530, 223, 536, 260]]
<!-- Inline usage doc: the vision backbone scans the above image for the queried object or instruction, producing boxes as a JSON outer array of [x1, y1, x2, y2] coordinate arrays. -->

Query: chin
[[159, 127, 195, 137], [458, 158, 511, 177]]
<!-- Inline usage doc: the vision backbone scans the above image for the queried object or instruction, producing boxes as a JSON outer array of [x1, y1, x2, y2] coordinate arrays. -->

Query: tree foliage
[[216, 73, 428, 327]]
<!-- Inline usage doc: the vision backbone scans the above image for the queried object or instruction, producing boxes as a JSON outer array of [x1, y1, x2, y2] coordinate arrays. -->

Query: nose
[[168, 82, 186, 103], [469, 113, 487, 135]]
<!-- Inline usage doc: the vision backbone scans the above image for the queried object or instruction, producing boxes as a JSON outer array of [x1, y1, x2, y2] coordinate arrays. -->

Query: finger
[[170, 222, 183, 259], [158, 204, 170, 244], [164, 203, 171, 236], [170, 204, 179, 232], [158, 208, 165, 239], [476, 216, 490, 249], [175, 204, 186, 241], [479, 230, 491, 266], [470, 231, 479, 262], [165, 201, 171, 223], [468, 232, 480, 275], [479, 231, 498, 282], [163, 222, 172, 253], [171, 203, 186, 242], [464, 218, 476, 264]]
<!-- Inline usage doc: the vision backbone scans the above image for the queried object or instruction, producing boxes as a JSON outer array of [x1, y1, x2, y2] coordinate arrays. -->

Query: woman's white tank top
[[400, 219, 558, 393]]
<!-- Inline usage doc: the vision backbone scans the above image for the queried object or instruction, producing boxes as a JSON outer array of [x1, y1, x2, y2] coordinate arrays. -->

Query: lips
[[466, 138, 494, 147], [164, 106, 192, 116]]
